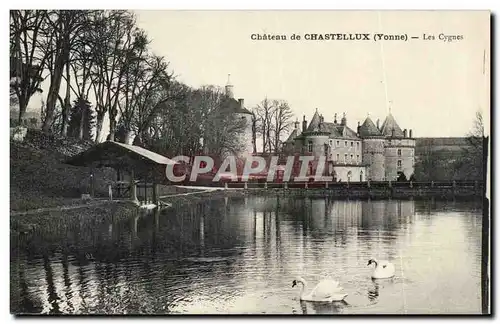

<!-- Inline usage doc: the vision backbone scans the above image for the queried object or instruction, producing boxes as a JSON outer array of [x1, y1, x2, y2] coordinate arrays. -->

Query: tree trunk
[[61, 61, 71, 136], [108, 111, 117, 142], [17, 97, 27, 126], [95, 111, 105, 143], [43, 56, 65, 132], [79, 104, 86, 140]]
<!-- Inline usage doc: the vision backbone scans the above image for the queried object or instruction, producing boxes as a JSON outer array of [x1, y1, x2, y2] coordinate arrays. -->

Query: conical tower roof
[[306, 109, 321, 132], [380, 113, 404, 137], [359, 116, 383, 137], [285, 129, 299, 143]]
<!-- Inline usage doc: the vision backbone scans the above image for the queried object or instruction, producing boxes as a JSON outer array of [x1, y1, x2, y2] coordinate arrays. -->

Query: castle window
[[357, 154, 360, 162], [308, 141, 313, 152], [344, 154, 347, 162], [351, 142, 353, 147], [397, 160, 402, 167], [345, 141, 347, 146], [350, 154, 353, 162], [337, 140, 340, 146], [336, 154, 339, 161], [357, 142, 360, 150], [398, 149, 402, 156]]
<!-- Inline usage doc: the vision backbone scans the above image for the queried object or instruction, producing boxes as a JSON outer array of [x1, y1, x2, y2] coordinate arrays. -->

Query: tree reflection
[[11, 195, 483, 315]]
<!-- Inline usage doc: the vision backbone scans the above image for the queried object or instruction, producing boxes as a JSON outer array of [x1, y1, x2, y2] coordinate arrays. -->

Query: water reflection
[[11, 197, 483, 315], [300, 300, 350, 314], [368, 280, 380, 303]]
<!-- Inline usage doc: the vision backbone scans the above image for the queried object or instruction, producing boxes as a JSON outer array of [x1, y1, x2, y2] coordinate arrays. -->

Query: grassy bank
[[10, 130, 116, 211], [9, 130, 207, 212]]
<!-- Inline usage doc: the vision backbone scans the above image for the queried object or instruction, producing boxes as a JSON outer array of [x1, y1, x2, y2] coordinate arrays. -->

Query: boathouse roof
[[65, 140, 178, 171]]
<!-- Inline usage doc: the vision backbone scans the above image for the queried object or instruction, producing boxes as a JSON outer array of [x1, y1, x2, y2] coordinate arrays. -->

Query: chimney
[[403, 128, 407, 138], [334, 113, 338, 124], [238, 98, 244, 109], [357, 121, 361, 136], [409, 129, 413, 138], [376, 119, 380, 129], [294, 118, 300, 130], [302, 115, 307, 132], [341, 112, 347, 126]]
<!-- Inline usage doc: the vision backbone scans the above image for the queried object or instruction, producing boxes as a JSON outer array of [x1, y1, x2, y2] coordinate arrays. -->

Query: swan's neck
[[373, 260, 378, 267], [298, 279, 307, 299]]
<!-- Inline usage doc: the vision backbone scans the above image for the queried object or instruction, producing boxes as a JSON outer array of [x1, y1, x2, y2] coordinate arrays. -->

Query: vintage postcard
[[9, 10, 490, 315]]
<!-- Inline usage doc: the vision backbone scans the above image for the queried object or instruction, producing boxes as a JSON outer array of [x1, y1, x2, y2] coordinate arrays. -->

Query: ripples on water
[[10, 197, 483, 315]]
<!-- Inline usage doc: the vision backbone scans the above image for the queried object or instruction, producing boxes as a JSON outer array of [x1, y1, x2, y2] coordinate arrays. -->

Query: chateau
[[282, 110, 416, 182], [217, 75, 416, 182]]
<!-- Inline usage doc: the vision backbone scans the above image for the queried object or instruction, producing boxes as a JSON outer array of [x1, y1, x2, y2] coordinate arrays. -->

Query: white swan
[[292, 277, 348, 302], [367, 258, 395, 279]]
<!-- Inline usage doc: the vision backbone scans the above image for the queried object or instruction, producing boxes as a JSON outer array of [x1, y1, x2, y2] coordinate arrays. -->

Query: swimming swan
[[367, 258, 395, 279], [292, 277, 348, 302]]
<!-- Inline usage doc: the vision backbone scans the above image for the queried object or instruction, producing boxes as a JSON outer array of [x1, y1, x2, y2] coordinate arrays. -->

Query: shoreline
[[11, 185, 484, 216]]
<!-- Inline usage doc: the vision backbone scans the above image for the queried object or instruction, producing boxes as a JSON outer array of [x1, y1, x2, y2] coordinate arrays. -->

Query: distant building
[[283, 109, 416, 182]]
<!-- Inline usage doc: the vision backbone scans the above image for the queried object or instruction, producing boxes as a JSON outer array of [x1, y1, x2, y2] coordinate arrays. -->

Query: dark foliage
[[68, 97, 96, 141]]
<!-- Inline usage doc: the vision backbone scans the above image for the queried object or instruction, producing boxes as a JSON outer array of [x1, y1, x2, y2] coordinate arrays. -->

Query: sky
[[24, 10, 490, 140], [133, 10, 490, 138]]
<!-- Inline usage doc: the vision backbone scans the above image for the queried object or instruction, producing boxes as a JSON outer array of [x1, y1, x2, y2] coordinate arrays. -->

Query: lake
[[10, 196, 484, 315]]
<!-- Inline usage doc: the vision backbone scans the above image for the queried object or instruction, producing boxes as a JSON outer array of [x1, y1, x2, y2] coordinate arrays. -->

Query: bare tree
[[132, 57, 172, 141], [89, 10, 137, 142], [254, 97, 274, 153], [41, 10, 88, 133], [458, 110, 486, 180], [251, 111, 257, 154], [271, 99, 293, 153], [10, 10, 49, 125], [200, 87, 246, 156], [148, 81, 195, 155]]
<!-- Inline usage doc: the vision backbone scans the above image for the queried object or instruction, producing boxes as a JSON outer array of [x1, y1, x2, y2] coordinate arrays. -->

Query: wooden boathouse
[[66, 141, 181, 206]]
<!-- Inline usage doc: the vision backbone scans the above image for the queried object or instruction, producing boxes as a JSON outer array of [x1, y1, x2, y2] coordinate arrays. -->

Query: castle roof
[[334, 124, 359, 139], [285, 129, 300, 143], [321, 122, 342, 137], [221, 97, 253, 115], [294, 110, 361, 140], [380, 113, 404, 137], [305, 109, 321, 132], [359, 116, 383, 137]]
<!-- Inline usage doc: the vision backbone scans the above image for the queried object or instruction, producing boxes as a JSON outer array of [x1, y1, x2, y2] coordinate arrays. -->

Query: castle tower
[[222, 75, 253, 156], [359, 116, 385, 181], [283, 118, 302, 153], [303, 109, 329, 158], [380, 113, 415, 180], [225, 74, 234, 98], [234, 98, 254, 156]]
